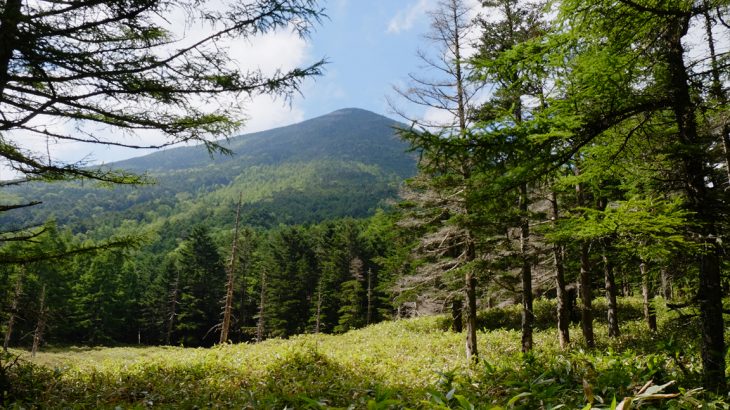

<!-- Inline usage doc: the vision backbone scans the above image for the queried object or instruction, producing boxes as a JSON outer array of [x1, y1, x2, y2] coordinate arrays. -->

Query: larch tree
[[392, 0, 482, 363], [0, 0, 324, 256], [543, 0, 730, 392]]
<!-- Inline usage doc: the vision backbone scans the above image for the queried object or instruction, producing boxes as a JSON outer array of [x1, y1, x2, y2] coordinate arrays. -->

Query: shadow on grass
[[4, 345, 420, 409]]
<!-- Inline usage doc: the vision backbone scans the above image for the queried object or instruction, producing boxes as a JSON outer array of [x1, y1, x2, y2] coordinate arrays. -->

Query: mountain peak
[[307, 107, 398, 124], [111, 107, 414, 177], [327, 107, 376, 115], [3, 107, 417, 230]]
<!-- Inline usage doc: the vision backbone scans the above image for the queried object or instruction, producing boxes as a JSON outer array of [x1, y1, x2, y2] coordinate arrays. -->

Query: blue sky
[[6, 0, 727, 171], [34, 0, 443, 167], [296, 0, 433, 119]]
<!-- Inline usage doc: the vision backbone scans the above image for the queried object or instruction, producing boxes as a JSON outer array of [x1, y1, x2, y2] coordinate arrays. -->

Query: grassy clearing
[[2, 297, 727, 409]]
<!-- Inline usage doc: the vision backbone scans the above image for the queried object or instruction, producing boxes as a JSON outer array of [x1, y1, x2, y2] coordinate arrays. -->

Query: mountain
[[113, 107, 414, 178], [0, 108, 417, 235]]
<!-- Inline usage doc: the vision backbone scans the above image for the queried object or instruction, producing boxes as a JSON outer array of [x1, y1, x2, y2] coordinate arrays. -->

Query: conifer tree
[[551, 0, 730, 391], [265, 226, 318, 337], [335, 257, 367, 333], [471, 0, 546, 352], [393, 0, 482, 363], [174, 225, 225, 346]]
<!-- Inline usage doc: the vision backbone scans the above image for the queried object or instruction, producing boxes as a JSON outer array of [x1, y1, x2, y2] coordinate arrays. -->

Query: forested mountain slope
[[0, 108, 416, 233]]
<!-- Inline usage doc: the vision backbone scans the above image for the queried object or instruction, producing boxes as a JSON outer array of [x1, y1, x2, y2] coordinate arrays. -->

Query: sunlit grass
[[3, 297, 726, 408]]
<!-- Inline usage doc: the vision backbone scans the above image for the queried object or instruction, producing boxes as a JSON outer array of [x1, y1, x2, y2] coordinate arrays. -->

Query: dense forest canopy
[[2, 0, 730, 405]]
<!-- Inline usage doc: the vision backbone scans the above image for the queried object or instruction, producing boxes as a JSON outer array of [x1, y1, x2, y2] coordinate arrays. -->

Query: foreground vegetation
[[3, 298, 728, 409]]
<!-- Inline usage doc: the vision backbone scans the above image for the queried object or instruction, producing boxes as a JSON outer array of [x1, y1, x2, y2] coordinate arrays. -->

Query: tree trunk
[[624, 269, 633, 297], [579, 242, 594, 348], [465, 271, 478, 363], [3, 270, 23, 352], [366, 269, 373, 325], [550, 191, 570, 349], [0, 0, 22, 95], [640, 261, 657, 332], [664, 15, 725, 393], [314, 281, 322, 334], [220, 194, 243, 344], [703, 3, 730, 188], [31, 284, 47, 357], [603, 248, 620, 338], [574, 170, 594, 348], [256, 270, 267, 343], [698, 243, 724, 391], [165, 272, 180, 346], [451, 298, 463, 332], [660, 267, 672, 301], [520, 183, 533, 352], [451, 0, 467, 134]]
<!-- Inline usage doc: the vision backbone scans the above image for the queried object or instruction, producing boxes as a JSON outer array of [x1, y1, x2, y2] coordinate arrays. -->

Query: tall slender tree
[[220, 194, 243, 344], [471, 0, 546, 352], [393, 0, 482, 363]]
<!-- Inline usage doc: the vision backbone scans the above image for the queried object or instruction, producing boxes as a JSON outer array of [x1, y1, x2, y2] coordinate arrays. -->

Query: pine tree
[[550, 0, 729, 391], [265, 226, 318, 338]]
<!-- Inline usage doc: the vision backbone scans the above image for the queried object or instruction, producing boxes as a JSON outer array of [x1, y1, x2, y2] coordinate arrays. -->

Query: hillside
[[0, 108, 416, 233]]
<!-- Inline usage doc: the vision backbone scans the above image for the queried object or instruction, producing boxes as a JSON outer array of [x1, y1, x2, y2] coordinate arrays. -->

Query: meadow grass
[[2, 297, 726, 409]]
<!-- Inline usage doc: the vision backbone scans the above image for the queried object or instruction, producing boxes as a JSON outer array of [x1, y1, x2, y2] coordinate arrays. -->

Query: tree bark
[[603, 247, 620, 338], [640, 261, 657, 332], [465, 271, 478, 363], [550, 191, 570, 349], [579, 242, 594, 348], [451, 298, 463, 332], [664, 15, 725, 393], [520, 183, 533, 352]]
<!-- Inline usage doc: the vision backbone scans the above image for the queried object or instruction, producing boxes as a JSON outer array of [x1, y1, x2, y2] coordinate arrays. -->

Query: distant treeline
[[0, 213, 406, 348]]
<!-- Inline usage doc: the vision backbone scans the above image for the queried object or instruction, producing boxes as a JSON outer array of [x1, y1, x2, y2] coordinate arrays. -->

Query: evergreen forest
[[2, 0, 730, 408]]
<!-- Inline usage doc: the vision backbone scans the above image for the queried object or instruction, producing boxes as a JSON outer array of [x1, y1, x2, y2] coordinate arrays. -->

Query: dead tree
[[164, 271, 180, 346], [220, 194, 243, 344], [256, 270, 267, 343], [366, 269, 373, 326], [640, 261, 657, 332]]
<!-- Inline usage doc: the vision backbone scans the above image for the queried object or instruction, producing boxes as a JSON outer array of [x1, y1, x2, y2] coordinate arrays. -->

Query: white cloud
[[228, 30, 310, 75], [387, 0, 433, 34], [241, 95, 305, 134]]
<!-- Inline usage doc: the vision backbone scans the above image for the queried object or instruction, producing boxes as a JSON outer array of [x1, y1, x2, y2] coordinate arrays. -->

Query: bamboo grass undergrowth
[[2, 297, 728, 409]]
